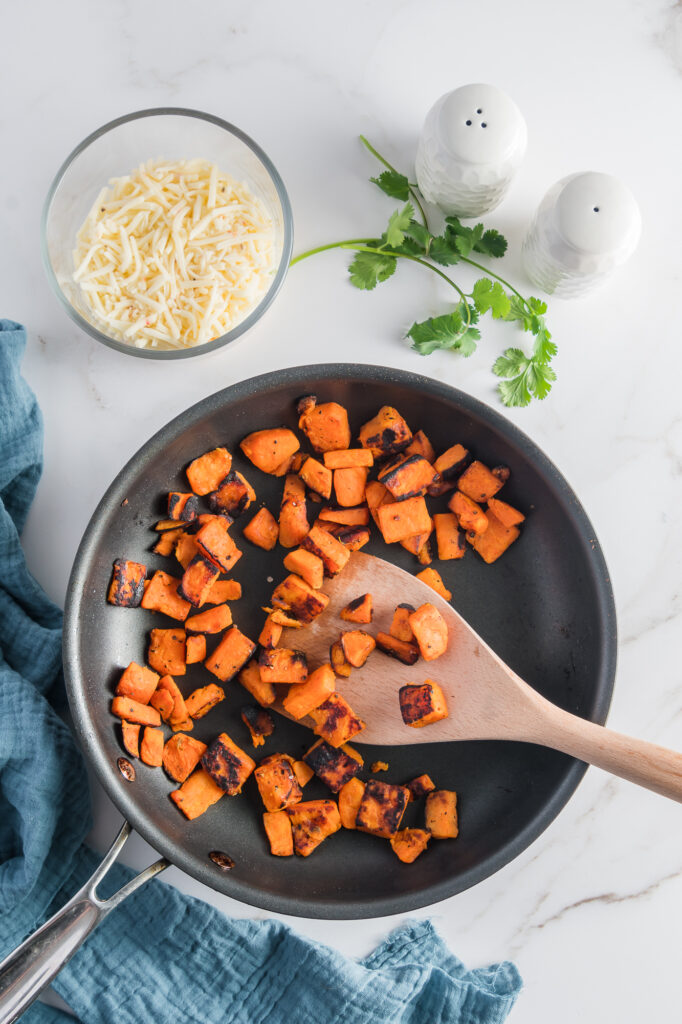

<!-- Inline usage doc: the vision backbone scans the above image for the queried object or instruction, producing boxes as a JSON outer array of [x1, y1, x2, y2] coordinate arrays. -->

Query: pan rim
[[63, 363, 617, 919]]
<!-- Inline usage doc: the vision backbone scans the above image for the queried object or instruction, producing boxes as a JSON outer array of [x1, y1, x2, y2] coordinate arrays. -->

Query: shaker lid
[[555, 172, 641, 256], [436, 83, 527, 166]]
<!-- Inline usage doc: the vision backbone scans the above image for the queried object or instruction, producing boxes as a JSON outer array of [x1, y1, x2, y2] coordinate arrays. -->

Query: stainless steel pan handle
[[0, 822, 168, 1024]]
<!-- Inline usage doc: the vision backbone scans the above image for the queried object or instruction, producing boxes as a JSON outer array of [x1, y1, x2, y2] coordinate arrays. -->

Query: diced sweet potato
[[333, 467, 368, 508], [399, 681, 449, 728], [237, 659, 276, 706], [185, 683, 225, 719], [283, 548, 324, 590], [390, 604, 415, 642], [162, 733, 207, 783], [301, 524, 350, 577], [377, 497, 431, 544], [365, 480, 391, 527], [448, 492, 488, 536], [178, 554, 221, 607], [359, 406, 412, 458], [263, 810, 294, 856], [171, 768, 225, 820], [340, 593, 373, 624], [241, 706, 275, 747], [140, 726, 164, 767], [303, 739, 363, 793], [205, 579, 242, 604], [390, 828, 431, 863], [240, 428, 300, 475], [282, 663, 336, 720], [415, 567, 452, 601], [195, 517, 242, 572], [298, 400, 351, 453], [292, 760, 314, 788], [468, 515, 520, 563], [186, 447, 232, 495], [155, 675, 192, 730], [338, 777, 366, 829], [399, 522, 433, 557], [433, 444, 470, 483], [309, 692, 365, 747], [115, 663, 160, 705], [150, 687, 175, 721], [417, 538, 433, 566], [209, 470, 256, 517], [340, 630, 376, 668], [433, 513, 466, 560], [404, 430, 435, 463], [167, 492, 198, 523], [152, 528, 185, 557], [121, 721, 141, 758], [375, 631, 419, 665], [336, 526, 371, 551], [255, 755, 302, 811], [317, 506, 370, 527], [111, 696, 161, 727], [405, 774, 436, 801], [243, 507, 279, 550], [185, 604, 232, 634], [299, 456, 333, 500], [425, 789, 458, 838], [174, 533, 201, 571], [378, 455, 438, 500], [141, 571, 191, 621], [285, 799, 342, 857], [330, 639, 352, 677], [486, 496, 526, 528], [323, 449, 373, 469], [205, 625, 256, 682], [185, 634, 206, 664], [201, 732, 256, 795], [356, 780, 409, 838], [108, 559, 146, 607], [258, 615, 283, 649], [279, 475, 309, 549], [409, 604, 448, 661], [148, 628, 186, 676], [457, 461, 508, 503], [155, 518, 185, 532], [259, 647, 308, 684], [271, 574, 329, 623]]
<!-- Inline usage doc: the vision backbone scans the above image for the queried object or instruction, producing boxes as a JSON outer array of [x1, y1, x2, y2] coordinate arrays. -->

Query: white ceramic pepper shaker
[[522, 172, 641, 298], [415, 84, 527, 218]]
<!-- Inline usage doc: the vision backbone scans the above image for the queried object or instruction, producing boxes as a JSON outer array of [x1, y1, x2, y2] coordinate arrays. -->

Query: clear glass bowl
[[41, 108, 293, 359]]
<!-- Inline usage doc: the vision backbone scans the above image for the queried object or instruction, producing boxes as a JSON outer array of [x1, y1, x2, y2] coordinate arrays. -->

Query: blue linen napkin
[[0, 319, 522, 1024]]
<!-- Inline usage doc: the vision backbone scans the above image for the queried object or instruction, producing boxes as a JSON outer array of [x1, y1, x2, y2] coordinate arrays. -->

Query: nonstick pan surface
[[64, 364, 617, 919]]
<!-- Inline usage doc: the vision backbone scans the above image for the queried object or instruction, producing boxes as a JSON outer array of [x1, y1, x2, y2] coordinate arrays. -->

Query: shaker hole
[[465, 120, 472, 126], [481, 122, 487, 128], [593, 206, 600, 213], [476, 108, 483, 114]]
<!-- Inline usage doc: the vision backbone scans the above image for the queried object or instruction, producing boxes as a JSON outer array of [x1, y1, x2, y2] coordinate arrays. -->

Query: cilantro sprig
[[290, 136, 556, 407]]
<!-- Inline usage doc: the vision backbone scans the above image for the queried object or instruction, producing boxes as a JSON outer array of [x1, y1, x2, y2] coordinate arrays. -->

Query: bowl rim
[[40, 106, 294, 360]]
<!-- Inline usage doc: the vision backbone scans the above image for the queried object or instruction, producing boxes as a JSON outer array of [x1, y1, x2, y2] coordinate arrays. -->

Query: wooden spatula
[[279, 552, 682, 802]]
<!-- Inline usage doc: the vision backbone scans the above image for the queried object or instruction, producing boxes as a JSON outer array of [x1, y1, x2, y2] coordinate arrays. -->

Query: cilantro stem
[[290, 239, 375, 267], [461, 256, 526, 304], [359, 135, 428, 230]]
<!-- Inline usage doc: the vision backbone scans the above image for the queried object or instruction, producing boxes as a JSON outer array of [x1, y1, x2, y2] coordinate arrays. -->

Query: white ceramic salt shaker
[[415, 84, 527, 218], [522, 172, 641, 298]]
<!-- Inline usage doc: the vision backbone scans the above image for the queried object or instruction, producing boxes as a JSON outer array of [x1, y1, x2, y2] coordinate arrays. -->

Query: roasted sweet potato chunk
[[365, 480, 391, 526], [433, 513, 466, 560], [390, 604, 415, 642], [185, 634, 206, 664], [152, 528, 185, 557], [186, 447, 232, 495], [323, 449, 373, 469], [298, 399, 351, 453], [255, 755, 302, 811], [111, 696, 161, 728], [377, 496, 431, 544], [457, 461, 508, 503], [409, 604, 448, 661], [282, 548, 324, 590], [171, 768, 225, 820], [285, 799, 342, 857], [399, 680, 449, 728], [108, 560, 146, 607], [468, 508, 520, 563], [282, 663, 336, 720], [416, 567, 452, 601], [425, 789, 458, 838], [237, 659, 276, 707], [201, 732, 255, 795], [433, 444, 470, 482], [259, 647, 308, 684], [405, 773, 436, 801], [178, 554, 221, 607], [167, 492, 198, 522], [162, 734, 207, 783], [340, 630, 376, 668], [299, 456, 333, 500], [142, 571, 191, 621], [356, 780, 409, 838], [340, 593, 373, 624], [404, 430, 435, 463], [271, 573, 329, 623], [330, 639, 352, 677], [150, 687, 174, 721], [448, 491, 488, 536], [359, 406, 412, 458], [303, 739, 363, 793], [115, 663, 159, 705], [148, 628, 186, 676], [240, 428, 300, 475], [174, 533, 201, 571], [336, 526, 371, 551], [317, 506, 370, 527], [185, 604, 232, 634], [378, 455, 438, 500], [243, 507, 279, 550], [206, 579, 242, 604], [241, 706, 275, 748], [375, 631, 419, 665], [390, 828, 431, 863], [121, 721, 141, 758], [209, 470, 256, 517], [338, 777, 366, 829], [301, 524, 350, 577], [258, 614, 283, 649], [140, 726, 164, 767], [486, 497, 525, 528], [195, 517, 242, 572], [185, 683, 225, 719], [205, 625, 256, 682], [309, 692, 365, 747], [333, 467, 369, 508], [155, 675, 192, 730], [292, 761, 313, 788], [263, 810, 294, 856], [279, 474, 309, 549]]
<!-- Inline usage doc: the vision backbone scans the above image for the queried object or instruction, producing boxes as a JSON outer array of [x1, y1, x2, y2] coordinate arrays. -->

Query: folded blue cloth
[[0, 319, 522, 1024]]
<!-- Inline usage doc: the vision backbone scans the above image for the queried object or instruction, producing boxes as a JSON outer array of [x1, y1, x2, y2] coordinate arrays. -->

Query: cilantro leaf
[[472, 278, 511, 319], [526, 359, 557, 400], [403, 220, 431, 252], [493, 348, 529, 378], [429, 234, 461, 266], [348, 250, 397, 290], [477, 229, 508, 258], [407, 303, 480, 356], [497, 373, 533, 408], [532, 325, 557, 363], [370, 170, 411, 201], [384, 203, 414, 248]]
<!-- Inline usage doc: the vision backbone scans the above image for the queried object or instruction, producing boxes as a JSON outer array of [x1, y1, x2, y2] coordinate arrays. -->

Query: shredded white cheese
[[73, 159, 277, 350]]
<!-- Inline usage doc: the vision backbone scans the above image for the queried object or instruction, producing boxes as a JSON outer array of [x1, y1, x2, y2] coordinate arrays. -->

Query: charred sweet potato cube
[[303, 739, 363, 793], [148, 628, 186, 676], [154, 675, 192, 730], [340, 593, 373, 624], [267, 608, 302, 628], [377, 496, 431, 544], [243, 507, 279, 551], [171, 768, 225, 820], [283, 548, 324, 590], [162, 734, 207, 783], [205, 626, 256, 682], [108, 559, 146, 607], [241, 706, 275, 748], [279, 474, 309, 549], [292, 760, 314, 788], [371, 761, 389, 773], [206, 579, 242, 604], [185, 634, 206, 664], [375, 631, 420, 665], [111, 696, 161, 728], [177, 554, 220, 608], [425, 789, 458, 838], [404, 430, 435, 463], [259, 647, 308, 685], [301, 524, 350, 577], [338, 777, 366, 829], [263, 810, 294, 856], [298, 399, 351, 453], [209, 470, 256, 517], [318, 506, 370, 527], [359, 406, 412, 458], [468, 508, 520, 563], [168, 492, 198, 522], [254, 755, 302, 811], [340, 630, 376, 668], [417, 538, 434, 566], [174, 533, 201, 571], [195, 517, 242, 573], [323, 449, 374, 469], [185, 683, 225, 719], [378, 455, 438, 500], [271, 573, 329, 623], [333, 467, 369, 508], [142, 571, 191, 621], [448, 492, 488, 536], [330, 639, 352, 677], [399, 520, 433, 556], [139, 727, 164, 767], [390, 604, 415, 642], [409, 604, 448, 661], [185, 604, 232, 634], [285, 799, 342, 857], [186, 447, 232, 495], [258, 615, 283, 649], [433, 444, 470, 482], [486, 497, 525, 528], [115, 663, 160, 705], [433, 513, 466, 560], [336, 526, 371, 551], [390, 828, 431, 864], [240, 428, 300, 475], [356, 780, 409, 838], [121, 721, 141, 758], [201, 732, 255, 795], [309, 692, 365, 747], [152, 528, 185, 557], [405, 773, 436, 801], [399, 681, 449, 728], [457, 461, 508, 503], [237, 659, 276, 707], [299, 456, 333, 500], [416, 567, 452, 601], [282, 663, 336, 720], [150, 687, 174, 721], [365, 480, 391, 526]]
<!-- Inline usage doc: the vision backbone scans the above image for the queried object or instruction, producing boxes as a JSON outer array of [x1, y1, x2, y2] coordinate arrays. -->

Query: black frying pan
[[63, 364, 617, 919]]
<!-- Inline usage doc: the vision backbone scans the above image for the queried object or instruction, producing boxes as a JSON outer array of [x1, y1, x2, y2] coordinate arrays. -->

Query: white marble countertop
[[3, 0, 682, 1019]]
